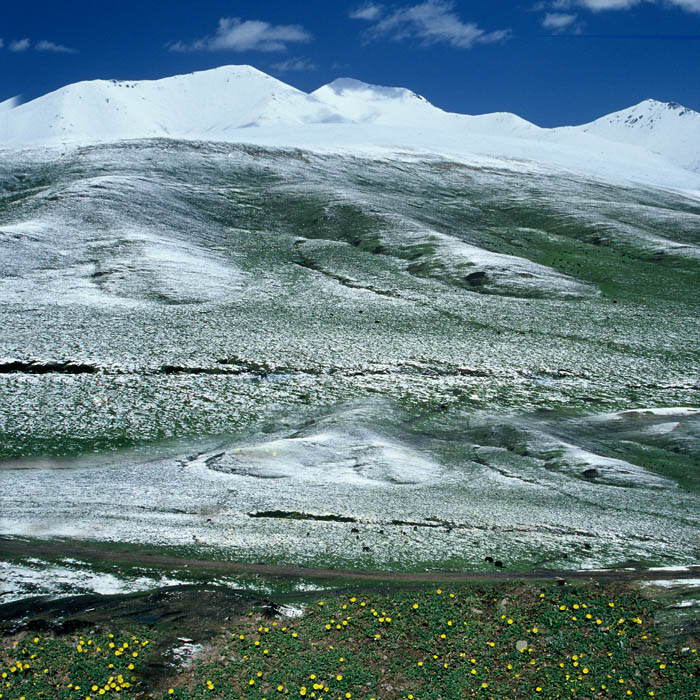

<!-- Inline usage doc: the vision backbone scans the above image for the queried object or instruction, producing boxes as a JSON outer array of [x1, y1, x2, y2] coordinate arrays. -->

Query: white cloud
[[349, 3, 384, 20], [577, 0, 641, 8], [352, 0, 511, 49], [9, 39, 31, 52], [35, 40, 77, 54], [542, 11, 580, 28], [549, 0, 700, 10], [169, 17, 312, 53], [270, 57, 318, 72], [0, 38, 77, 54], [666, 0, 700, 11]]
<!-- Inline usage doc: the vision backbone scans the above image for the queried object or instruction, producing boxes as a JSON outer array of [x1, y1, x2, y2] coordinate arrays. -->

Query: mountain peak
[[578, 98, 700, 172], [319, 78, 429, 103], [636, 98, 695, 114], [596, 98, 699, 126], [311, 77, 443, 126]]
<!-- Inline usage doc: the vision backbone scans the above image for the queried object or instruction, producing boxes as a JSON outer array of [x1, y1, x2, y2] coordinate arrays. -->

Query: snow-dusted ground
[[0, 81, 699, 601], [1, 404, 699, 579]]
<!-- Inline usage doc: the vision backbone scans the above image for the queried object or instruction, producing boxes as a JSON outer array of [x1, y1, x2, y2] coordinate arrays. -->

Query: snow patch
[[642, 578, 700, 589], [199, 427, 441, 486], [589, 407, 700, 422], [0, 560, 183, 603], [170, 641, 204, 670], [279, 604, 306, 618]]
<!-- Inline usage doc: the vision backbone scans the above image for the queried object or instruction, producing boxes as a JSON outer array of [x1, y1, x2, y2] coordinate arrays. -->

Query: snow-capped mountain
[[577, 99, 700, 173], [0, 65, 346, 144], [1, 66, 699, 189]]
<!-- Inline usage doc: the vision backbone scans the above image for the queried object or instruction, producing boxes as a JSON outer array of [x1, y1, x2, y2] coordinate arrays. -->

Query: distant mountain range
[[1, 65, 698, 185]]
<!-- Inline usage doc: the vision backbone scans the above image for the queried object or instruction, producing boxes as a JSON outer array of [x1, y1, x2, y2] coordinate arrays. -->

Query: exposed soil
[[2, 536, 698, 585]]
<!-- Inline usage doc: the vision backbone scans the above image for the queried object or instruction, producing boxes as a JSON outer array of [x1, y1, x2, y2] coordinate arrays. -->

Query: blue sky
[[1, 0, 699, 126]]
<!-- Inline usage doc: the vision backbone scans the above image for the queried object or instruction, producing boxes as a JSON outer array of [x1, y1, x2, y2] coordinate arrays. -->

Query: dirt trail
[[2, 536, 699, 585]]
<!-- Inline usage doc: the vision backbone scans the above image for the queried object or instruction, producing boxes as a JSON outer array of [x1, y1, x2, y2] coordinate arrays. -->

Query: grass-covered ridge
[[1, 582, 698, 699]]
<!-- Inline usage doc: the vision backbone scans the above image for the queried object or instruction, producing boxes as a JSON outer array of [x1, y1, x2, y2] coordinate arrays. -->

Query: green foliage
[[172, 585, 698, 700], [0, 630, 155, 699], [5, 584, 695, 700]]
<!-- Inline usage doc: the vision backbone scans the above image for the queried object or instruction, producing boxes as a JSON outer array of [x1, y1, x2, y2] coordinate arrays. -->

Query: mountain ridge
[[1, 65, 699, 186]]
